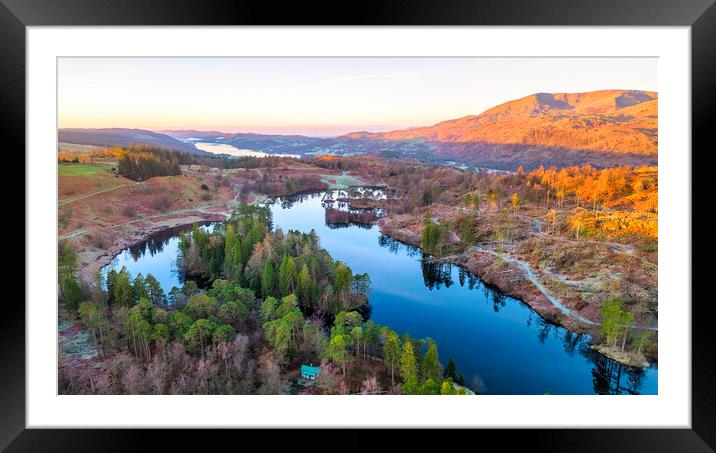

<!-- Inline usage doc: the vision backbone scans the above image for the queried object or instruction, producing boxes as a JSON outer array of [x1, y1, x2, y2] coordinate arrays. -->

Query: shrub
[[148, 195, 172, 212], [201, 193, 212, 201], [542, 310, 562, 325], [637, 241, 658, 253], [89, 232, 112, 249], [122, 205, 138, 217], [59, 210, 72, 229], [137, 184, 156, 195]]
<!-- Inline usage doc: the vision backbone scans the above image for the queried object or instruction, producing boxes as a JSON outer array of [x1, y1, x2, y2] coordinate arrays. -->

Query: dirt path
[[472, 245, 658, 332], [59, 206, 219, 240], [59, 182, 138, 205], [534, 233, 657, 271], [59, 205, 221, 240], [59, 184, 244, 241]]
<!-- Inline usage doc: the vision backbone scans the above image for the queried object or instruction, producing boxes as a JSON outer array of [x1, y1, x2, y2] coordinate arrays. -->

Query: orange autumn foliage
[[528, 165, 657, 240]]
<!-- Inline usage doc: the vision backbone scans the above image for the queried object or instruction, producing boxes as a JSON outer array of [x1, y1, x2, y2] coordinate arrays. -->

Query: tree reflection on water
[[127, 223, 210, 261], [128, 231, 168, 261], [582, 345, 649, 395], [377, 232, 652, 395]]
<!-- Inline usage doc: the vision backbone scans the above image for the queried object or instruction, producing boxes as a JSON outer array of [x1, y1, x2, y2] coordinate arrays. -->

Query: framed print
[[3, 0, 715, 449]]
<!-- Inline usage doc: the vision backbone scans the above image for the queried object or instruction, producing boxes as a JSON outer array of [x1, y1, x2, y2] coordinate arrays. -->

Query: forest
[[57, 145, 658, 393], [113, 145, 185, 181], [313, 156, 658, 364], [240, 172, 328, 197], [315, 157, 657, 243], [58, 204, 469, 395]]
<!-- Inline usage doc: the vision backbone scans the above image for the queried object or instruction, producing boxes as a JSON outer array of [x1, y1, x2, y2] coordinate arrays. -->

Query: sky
[[58, 57, 657, 137]]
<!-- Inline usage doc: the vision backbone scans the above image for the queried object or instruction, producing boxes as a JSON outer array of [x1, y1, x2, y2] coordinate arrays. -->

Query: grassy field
[[58, 162, 115, 177], [320, 173, 364, 189], [59, 162, 132, 203], [58, 142, 104, 153]]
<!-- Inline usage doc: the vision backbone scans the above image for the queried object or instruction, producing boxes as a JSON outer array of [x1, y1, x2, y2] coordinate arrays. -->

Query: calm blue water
[[101, 224, 213, 294], [100, 191, 657, 395]]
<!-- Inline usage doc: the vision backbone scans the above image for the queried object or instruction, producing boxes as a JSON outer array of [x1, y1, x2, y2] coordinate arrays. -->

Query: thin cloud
[[319, 72, 419, 86]]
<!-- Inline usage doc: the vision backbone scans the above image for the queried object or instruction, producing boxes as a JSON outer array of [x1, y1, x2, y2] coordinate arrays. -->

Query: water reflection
[[582, 345, 648, 395], [562, 330, 583, 357], [101, 223, 213, 295], [126, 224, 189, 261], [324, 208, 377, 230], [420, 256, 454, 291], [325, 221, 374, 230], [374, 229, 656, 395], [378, 235, 473, 292], [100, 189, 656, 394]]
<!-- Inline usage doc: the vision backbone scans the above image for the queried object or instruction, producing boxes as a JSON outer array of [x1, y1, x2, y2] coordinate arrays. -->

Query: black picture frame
[[2, 0, 714, 449]]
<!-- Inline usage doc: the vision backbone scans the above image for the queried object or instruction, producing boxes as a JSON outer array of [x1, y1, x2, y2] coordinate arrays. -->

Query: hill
[[58, 128, 203, 155], [161, 129, 333, 155], [341, 90, 658, 170], [156, 130, 230, 141], [148, 90, 658, 170]]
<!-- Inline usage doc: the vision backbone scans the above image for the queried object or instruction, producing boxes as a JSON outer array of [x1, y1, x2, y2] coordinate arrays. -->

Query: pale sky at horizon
[[58, 57, 657, 137]]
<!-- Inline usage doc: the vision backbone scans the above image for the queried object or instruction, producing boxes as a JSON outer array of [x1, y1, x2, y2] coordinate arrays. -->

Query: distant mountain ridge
[[343, 90, 658, 156], [62, 90, 658, 170], [160, 130, 334, 155], [58, 128, 202, 155], [163, 90, 657, 170]]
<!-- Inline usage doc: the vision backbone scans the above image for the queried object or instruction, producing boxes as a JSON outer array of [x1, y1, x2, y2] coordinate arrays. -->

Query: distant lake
[[195, 142, 301, 159]]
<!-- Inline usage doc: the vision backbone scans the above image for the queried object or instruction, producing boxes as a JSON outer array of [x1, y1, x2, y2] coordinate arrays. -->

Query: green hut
[[301, 364, 321, 380]]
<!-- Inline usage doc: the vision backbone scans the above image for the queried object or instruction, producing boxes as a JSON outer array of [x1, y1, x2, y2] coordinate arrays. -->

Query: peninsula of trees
[[59, 204, 469, 395]]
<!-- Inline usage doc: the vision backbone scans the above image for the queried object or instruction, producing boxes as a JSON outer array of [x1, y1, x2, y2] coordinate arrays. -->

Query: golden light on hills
[[349, 90, 658, 156]]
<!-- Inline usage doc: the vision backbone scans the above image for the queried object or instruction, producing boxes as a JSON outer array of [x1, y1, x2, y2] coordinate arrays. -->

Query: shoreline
[[66, 189, 268, 284], [66, 186, 654, 368], [375, 222, 657, 368], [76, 211, 230, 285], [376, 224, 589, 330]]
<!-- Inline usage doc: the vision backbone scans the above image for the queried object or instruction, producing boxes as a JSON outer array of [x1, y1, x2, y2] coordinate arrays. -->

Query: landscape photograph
[[57, 57, 658, 395]]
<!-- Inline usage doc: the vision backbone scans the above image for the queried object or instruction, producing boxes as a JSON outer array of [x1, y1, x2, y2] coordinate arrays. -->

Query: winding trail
[[59, 205, 222, 240], [472, 245, 658, 332], [59, 182, 138, 205], [59, 184, 245, 241]]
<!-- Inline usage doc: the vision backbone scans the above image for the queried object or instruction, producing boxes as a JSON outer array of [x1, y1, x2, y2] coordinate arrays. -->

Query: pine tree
[[58, 241, 83, 311], [296, 263, 312, 309], [132, 273, 149, 304], [278, 254, 297, 295], [383, 329, 401, 387], [400, 341, 418, 384], [422, 338, 441, 382], [145, 273, 166, 306], [328, 334, 352, 375], [262, 260, 274, 297], [619, 309, 635, 353], [334, 262, 353, 301], [78, 301, 108, 357], [444, 357, 458, 381], [601, 298, 623, 348], [113, 267, 133, 307]]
